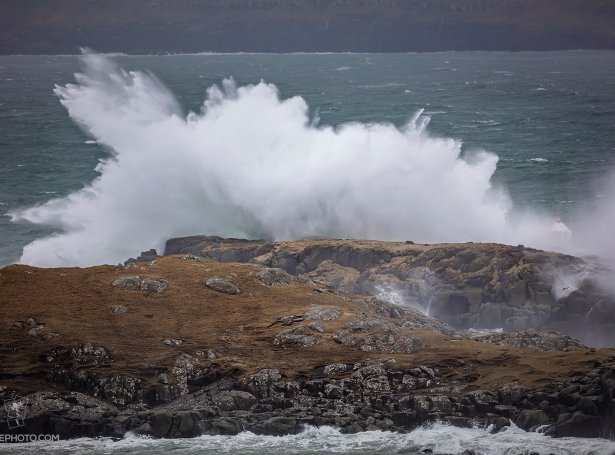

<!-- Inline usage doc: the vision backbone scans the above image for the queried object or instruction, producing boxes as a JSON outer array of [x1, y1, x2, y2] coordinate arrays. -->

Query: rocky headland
[[1, 238, 614, 441]]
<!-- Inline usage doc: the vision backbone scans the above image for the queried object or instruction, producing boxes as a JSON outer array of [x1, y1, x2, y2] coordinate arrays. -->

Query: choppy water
[[1, 424, 615, 455], [1, 51, 615, 267]]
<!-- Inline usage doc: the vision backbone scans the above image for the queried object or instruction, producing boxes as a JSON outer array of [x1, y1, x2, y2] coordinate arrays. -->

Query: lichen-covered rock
[[475, 329, 586, 351], [274, 326, 319, 347], [112, 276, 141, 290], [307, 321, 324, 332], [324, 363, 349, 375], [242, 369, 282, 399], [256, 268, 292, 286], [140, 278, 169, 293], [112, 276, 168, 293], [212, 390, 258, 411], [205, 277, 240, 295], [303, 306, 341, 321]]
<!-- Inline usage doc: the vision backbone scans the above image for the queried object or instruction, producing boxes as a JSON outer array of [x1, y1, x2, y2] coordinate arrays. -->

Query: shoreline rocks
[[2, 357, 614, 441]]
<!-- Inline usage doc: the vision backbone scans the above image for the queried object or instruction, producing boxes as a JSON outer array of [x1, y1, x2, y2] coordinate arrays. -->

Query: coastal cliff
[[164, 236, 615, 347], [1, 241, 614, 441]]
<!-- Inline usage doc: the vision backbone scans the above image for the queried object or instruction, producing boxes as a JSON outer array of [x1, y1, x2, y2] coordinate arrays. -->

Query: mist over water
[[7, 52, 615, 268]]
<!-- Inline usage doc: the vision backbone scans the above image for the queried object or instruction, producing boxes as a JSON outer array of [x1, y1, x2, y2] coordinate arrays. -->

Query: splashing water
[[6, 52, 607, 267], [2, 424, 615, 455]]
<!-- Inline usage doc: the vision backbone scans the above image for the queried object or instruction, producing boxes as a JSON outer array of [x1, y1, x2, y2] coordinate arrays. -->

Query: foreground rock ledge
[[0, 252, 614, 441]]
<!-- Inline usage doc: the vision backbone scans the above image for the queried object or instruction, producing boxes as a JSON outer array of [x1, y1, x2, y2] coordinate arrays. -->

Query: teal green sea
[[1, 51, 615, 266]]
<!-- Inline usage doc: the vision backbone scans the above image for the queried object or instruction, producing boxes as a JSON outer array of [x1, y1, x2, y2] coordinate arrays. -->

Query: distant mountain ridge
[[2, 0, 615, 54]]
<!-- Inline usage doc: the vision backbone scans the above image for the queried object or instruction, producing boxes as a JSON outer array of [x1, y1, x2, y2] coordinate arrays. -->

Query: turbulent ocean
[[1, 51, 615, 268], [1, 424, 615, 455], [1, 51, 615, 453]]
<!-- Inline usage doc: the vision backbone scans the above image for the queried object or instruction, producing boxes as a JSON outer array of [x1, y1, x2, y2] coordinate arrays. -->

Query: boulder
[[303, 307, 341, 321], [324, 363, 349, 376], [515, 409, 549, 431], [212, 390, 257, 411], [204, 277, 240, 295], [112, 276, 141, 290], [243, 369, 282, 398], [256, 268, 292, 286], [555, 411, 601, 438], [140, 278, 169, 293], [253, 416, 298, 435], [274, 326, 319, 347], [475, 329, 585, 351], [208, 417, 244, 435]]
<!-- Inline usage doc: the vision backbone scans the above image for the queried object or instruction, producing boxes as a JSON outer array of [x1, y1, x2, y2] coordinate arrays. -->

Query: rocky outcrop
[[1, 253, 614, 441], [256, 268, 292, 286], [475, 329, 586, 351], [164, 237, 615, 347], [2, 357, 615, 440], [112, 275, 169, 293]]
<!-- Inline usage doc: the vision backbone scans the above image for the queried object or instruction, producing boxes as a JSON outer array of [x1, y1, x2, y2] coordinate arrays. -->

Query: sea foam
[[2, 423, 614, 455], [6, 52, 609, 267]]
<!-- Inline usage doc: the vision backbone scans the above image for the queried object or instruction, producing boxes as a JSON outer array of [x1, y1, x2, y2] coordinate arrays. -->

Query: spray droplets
[[8, 52, 604, 268]]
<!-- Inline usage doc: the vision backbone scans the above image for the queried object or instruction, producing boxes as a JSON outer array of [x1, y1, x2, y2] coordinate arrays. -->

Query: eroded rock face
[[164, 237, 615, 346], [332, 317, 422, 353], [204, 277, 240, 295], [2, 356, 615, 441], [333, 330, 422, 353], [475, 329, 586, 351]]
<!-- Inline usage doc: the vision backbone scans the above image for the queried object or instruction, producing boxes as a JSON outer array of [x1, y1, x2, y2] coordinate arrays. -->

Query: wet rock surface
[[2, 358, 615, 441]]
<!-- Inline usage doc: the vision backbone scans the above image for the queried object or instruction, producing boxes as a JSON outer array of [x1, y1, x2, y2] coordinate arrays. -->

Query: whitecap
[[9, 51, 613, 268], [3, 423, 615, 455]]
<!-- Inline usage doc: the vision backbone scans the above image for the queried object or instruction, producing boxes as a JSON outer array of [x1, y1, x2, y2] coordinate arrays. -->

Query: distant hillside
[[2, 0, 615, 54]]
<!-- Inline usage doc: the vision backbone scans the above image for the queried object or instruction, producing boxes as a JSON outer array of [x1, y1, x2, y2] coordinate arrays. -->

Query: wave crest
[[11, 52, 529, 267]]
